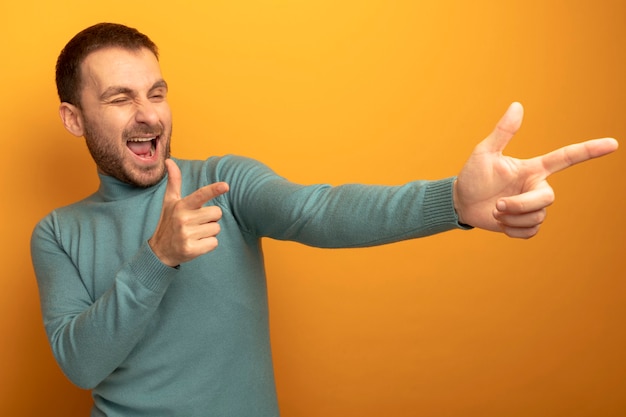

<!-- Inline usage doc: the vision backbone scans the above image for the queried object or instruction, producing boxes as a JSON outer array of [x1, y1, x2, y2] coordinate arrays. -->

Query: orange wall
[[2, 1, 625, 416]]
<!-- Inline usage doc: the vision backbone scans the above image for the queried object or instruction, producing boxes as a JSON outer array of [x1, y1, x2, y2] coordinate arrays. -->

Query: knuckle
[[178, 212, 193, 224], [179, 240, 195, 257], [506, 225, 540, 239], [524, 225, 540, 239], [209, 206, 223, 219], [205, 237, 219, 251], [179, 225, 193, 240], [535, 210, 546, 224]]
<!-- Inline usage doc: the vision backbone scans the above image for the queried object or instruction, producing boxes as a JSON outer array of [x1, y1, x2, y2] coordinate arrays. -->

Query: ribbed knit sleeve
[[209, 155, 468, 247]]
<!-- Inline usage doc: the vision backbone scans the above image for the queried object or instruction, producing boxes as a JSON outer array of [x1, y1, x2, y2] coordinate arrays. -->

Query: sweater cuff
[[422, 177, 473, 232], [128, 241, 178, 293]]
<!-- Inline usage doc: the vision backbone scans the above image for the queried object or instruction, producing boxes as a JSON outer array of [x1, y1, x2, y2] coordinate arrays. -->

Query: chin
[[133, 167, 167, 188], [120, 160, 167, 188]]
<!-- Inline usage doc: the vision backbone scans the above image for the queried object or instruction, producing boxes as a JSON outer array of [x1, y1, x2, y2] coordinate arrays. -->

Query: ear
[[59, 102, 85, 137]]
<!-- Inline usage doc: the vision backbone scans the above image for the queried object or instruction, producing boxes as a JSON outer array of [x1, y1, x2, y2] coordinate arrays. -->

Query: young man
[[31, 22, 617, 417]]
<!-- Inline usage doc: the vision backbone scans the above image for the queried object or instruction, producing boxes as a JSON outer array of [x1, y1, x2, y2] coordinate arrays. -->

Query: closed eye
[[110, 97, 131, 104], [149, 83, 168, 102], [149, 92, 166, 102]]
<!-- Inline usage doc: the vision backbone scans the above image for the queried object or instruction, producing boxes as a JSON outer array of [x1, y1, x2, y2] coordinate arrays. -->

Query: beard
[[83, 121, 172, 188]]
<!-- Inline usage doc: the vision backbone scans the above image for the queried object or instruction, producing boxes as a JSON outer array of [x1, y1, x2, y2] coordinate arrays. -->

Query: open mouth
[[127, 136, 159, 160]]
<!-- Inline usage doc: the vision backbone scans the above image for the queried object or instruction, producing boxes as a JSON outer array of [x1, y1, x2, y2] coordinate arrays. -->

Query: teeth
[[127, 137, 156, 142]]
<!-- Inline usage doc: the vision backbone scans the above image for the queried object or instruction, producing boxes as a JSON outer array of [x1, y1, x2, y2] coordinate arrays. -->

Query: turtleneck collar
[[96, 170, 167, 202]]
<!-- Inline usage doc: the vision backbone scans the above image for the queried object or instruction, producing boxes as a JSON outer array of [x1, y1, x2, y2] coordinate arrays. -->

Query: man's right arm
[[31, 214, 178, 389]]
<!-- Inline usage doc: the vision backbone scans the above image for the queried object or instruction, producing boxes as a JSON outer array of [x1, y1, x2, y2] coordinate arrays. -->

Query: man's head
[[57, 23, 172, 188], [56, 22, 159, 108]]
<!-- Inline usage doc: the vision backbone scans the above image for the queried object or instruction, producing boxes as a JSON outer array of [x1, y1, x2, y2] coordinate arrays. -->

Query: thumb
[[164, 159, 182, 202], [481, 102, 524, 154]]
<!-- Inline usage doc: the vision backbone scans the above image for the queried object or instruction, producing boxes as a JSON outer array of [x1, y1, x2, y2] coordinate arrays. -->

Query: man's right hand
[[149, 159, 229, 267]]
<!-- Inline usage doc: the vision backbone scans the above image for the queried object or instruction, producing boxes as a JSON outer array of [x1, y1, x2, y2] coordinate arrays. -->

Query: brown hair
[[55, 22, 159, 106]]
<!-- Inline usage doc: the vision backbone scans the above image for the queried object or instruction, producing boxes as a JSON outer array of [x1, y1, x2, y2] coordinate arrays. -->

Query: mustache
[[123, 123, 164, 139]]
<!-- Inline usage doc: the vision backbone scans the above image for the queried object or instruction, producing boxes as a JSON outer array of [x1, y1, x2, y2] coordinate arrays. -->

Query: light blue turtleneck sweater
[[31, 155, 465, 417]]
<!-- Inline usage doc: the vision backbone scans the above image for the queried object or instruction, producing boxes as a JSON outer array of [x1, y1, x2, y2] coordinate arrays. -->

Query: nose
[[134, 99, 160, 125]]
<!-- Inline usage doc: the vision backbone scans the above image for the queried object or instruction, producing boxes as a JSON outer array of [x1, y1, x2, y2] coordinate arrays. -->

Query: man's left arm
[[215, 155, 468, 248]]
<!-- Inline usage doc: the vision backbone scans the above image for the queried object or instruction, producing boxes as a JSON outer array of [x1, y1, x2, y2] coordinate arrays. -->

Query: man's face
[[76, 47, 172, 187]]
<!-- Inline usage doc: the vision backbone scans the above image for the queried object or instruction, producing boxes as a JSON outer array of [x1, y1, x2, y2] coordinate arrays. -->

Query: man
[[31, 22, 617, 417]]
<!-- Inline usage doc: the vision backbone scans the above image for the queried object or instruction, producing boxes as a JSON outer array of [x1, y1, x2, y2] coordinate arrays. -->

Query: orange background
[[2, 1, 625, 416]]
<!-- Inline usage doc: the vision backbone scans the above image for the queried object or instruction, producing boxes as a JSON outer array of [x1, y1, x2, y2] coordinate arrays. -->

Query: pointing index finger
[[181, 182, 230, 210], [539, 138, 618, 176]]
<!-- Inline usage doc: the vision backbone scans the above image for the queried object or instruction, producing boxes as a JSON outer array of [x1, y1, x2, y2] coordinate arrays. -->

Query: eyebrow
[[151, 80, 169, 93], [100, 79, 169, 101]]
